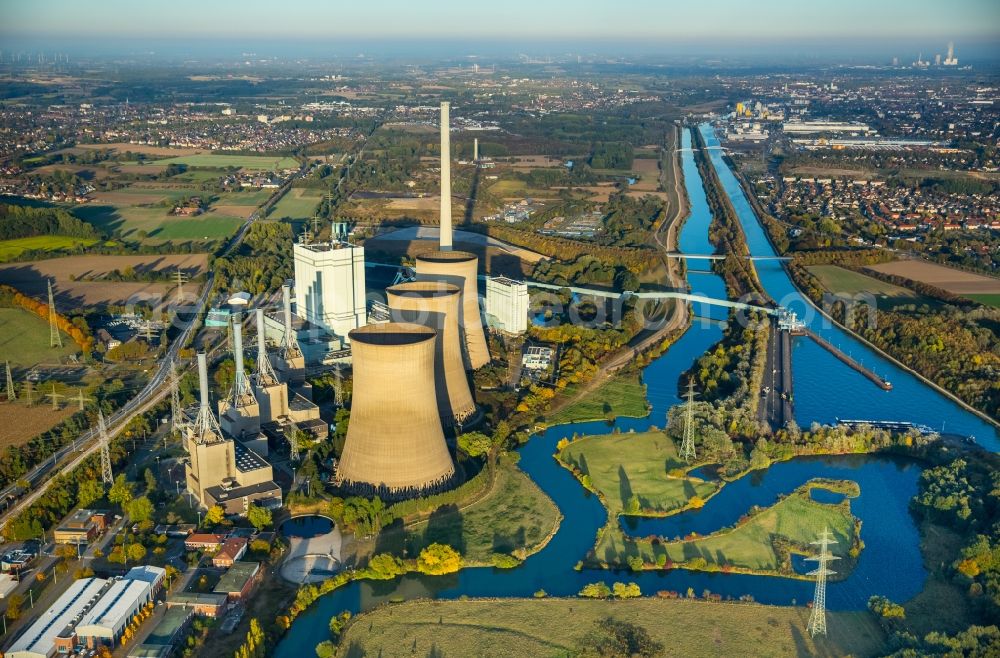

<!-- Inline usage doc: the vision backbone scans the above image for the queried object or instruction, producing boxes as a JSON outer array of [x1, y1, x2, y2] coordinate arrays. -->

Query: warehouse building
[[6, 577, 108, 658]]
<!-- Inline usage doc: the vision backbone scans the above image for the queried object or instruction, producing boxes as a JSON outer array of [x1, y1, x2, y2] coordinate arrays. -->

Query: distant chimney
[[198, 352, 210, 412], [282, 284, 294, 340], [473, 137, 479, 162], [440, 102, 452, 251]]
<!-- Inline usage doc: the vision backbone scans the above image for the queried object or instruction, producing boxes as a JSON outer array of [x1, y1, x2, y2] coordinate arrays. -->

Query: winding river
[[273, 126, 995, 655]]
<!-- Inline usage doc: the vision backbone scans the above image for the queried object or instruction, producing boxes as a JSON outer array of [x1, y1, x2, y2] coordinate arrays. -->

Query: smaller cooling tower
[[337, 323, 455, 495], [387, 282, 476, 426], [415, 250, 490, 370]]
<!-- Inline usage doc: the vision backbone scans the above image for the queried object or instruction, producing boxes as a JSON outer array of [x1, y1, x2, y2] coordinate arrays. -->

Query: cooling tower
[[386, 282, 476, 426], [337, 323, 455, 495], [415, 251, 490, 369]]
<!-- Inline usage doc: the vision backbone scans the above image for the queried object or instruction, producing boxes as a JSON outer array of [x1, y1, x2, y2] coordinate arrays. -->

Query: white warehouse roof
[[76, 578, 152, 639], [7, 577, 108, 658]]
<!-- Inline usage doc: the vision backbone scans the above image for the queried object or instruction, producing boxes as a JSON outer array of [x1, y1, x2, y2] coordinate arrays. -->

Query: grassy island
[[556, 430, 720, 515]]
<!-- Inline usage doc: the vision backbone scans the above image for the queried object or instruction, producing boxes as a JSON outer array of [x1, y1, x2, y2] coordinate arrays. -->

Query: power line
[[806, 526, 839, 637]]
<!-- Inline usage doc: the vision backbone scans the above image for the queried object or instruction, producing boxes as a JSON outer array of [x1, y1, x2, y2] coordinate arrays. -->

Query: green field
[[374, 458, 560, 563], [214, 190, 273, 207], [967, 293, 1000, 308], [0, 235, 98, 261], [0, 308, 78, 367], [558, 430, 719, 515], [596, 481, 859, 573], [546, 372, 649, 425], [806, 264, 922, 308], [266, 188, 324, 221], [336, 598, 886, 658], [152, 153, 298, 170]]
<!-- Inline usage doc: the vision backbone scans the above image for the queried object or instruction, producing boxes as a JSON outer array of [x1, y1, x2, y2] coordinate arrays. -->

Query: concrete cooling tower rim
[[348, 322, 436, 346], [416, 250, 477, 264], [386, 281, 461, 299]]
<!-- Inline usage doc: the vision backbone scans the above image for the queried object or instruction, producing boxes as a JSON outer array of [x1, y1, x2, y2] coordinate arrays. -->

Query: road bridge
[[664, 252, 791, 262]]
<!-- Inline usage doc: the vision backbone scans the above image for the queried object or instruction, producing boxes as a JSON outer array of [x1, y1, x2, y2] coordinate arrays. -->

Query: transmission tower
[[98, 410, 114, 486], [288, 421, 301, 461], [48, 279, 62, 348], [46, 383, 64, 411], [806, 527, 839, 637], [24, 380, 34, 405], [5, 361, 14, 401], [332, 366, 344, 407], [75, 388, 92, 412], [680, 379, 697, 463], [174, 270, 188, 301]]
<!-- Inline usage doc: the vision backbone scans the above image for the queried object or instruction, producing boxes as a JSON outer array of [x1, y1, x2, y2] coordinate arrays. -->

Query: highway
[[0, 159, 312, 535]]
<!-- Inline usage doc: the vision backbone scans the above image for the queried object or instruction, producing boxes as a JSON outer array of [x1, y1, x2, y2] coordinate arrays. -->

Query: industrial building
[[52, 509, 108, 545], [336, 323, 455, 497], [6, 567, 165, 658], [292, 228, 367, 343], [485, 276, 529, 335], [183, 353, 282, 514]]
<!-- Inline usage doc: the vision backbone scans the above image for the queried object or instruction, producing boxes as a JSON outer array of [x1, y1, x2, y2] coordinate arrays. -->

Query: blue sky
[[1, 0, 998, 57]]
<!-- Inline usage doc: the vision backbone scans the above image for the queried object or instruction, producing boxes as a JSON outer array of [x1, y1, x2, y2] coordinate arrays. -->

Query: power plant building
[[485, 276, 529, 335], [336, 323, 455, 497], [293, 238, 367, 342], [386, 282, 476, 426]]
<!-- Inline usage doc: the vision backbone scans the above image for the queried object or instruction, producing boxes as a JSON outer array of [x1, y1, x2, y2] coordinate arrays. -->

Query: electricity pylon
[[806, 527, 839, 637], [48, 279, 62, 348], [24, 380, 34, 405], [5, 361, 14, 401], [98, 410, 114, 486], [75, 388, 92, 412], [174, 269, 187, 301], [681, 379, 697, 463], [46, 383, 64, 411], [288, 421, 301, 461]]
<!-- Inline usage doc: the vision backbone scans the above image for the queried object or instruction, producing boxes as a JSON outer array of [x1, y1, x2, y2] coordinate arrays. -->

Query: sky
[[2, 0, 999, 59]]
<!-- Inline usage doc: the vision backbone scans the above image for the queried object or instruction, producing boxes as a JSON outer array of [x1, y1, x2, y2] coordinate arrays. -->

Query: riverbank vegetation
[[544, 372, 649, 425], [593, 479, 860, 577], [557, 430, 719, 516], [331, 597, 885, 658]]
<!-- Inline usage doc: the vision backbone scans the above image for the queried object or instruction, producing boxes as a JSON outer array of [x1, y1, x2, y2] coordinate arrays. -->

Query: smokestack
[[255, 309, 267, 369], [440, 102, 452, 251], [473, 137, 478, 162], [233, 315, 245, 383], [198, 352, 210, 412], [282, 284, 294, 338]]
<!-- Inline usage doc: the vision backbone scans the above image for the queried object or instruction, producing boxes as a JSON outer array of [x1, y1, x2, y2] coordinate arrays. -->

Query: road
[[0, 159, 314, 535], [758, 319, 794, 431]]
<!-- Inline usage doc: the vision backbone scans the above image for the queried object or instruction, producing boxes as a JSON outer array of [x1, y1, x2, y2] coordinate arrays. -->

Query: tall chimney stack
[[233, 314, 246, 386], [440, 102, 452, 251], [473, 137, 478, 162], [198, 352, 210, 412]]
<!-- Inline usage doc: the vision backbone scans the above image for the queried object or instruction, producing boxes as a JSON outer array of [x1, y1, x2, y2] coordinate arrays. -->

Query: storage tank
[[386, 281, 476, 426], [337, 323, 455, 495], [415, 251, 490, 369]]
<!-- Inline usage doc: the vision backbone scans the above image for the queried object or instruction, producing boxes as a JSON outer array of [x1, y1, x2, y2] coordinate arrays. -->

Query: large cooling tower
[[337, 323, 455, 494], [415, 251, 490, 369], [386, 282, 476, 426]]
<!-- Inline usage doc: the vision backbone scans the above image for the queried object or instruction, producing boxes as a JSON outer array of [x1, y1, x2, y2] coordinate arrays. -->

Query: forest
[[0, 203, 101, 240]]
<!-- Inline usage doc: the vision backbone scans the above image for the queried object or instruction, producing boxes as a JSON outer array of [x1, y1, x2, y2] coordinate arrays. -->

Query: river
[[273, 125, 988, 655]]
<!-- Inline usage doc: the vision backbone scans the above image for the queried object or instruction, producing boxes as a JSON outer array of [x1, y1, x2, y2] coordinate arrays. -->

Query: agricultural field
[[558, 430, 719, 515], [336, 597, 886, 658], [806, 264, 922, 309], [266, 188, 325, 221], [372, 458, 561, 563], [506, 155, 566, 168], [0, 402, 78, 451], [0, 235, 99, 262], [487, 179, 561, 199], [966, 294, 1000, 308], [0, 307, 78, 368], [596, 481, 859, 574], [75, 186, 246, 243], [151, 153, 299, 170], [546, 372, 649, 426], [630, 156, 662, 192], [70, 143, 206, 157], [866, 260, 1000, 296]]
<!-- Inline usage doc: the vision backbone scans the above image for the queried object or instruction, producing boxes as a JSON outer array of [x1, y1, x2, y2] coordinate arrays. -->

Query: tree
[[204, 504, 225, 526], [612, 582, 642, 598], [577, 617, 663, 658], [579, 582, 612, 598], [126, 543, 147, 562], [125, 496, 154, 524], [365, 553, 406, 580], [415, 543, 462, 575], [143, 468, 158, 495], [5, 593, 24, 620], [77, 478, 104, 508], [246, 504, 273, 531], [457, 431, 492, 458], [108, 474, 134, 507]]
